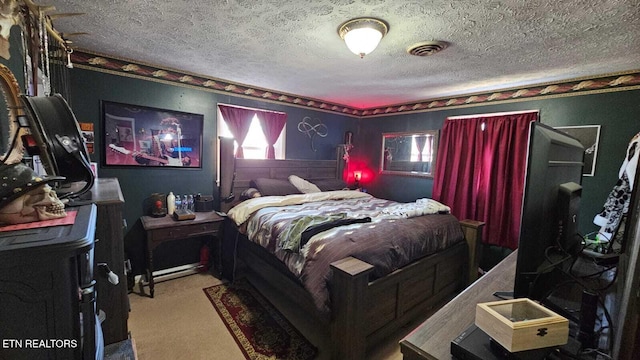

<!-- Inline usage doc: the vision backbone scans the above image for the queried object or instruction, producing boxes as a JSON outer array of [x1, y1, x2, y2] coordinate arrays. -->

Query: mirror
[[380, 131, 439, 177], [0, 63, 25, 165]]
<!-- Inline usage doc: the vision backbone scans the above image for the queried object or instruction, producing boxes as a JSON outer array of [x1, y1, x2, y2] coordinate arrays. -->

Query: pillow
[[250, 178, 301, 196], [240, 187, 261, 200], [312, 178, 348, 191], [288, 175, 321, 193]]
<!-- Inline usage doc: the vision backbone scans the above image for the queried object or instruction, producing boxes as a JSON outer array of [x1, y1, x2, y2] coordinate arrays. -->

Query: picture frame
[[555, 125, 601, 176], [102, 101, 203, 168]]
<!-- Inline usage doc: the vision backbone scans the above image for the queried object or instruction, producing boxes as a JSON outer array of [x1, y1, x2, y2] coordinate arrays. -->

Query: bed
[[218, 138, 484, 359]]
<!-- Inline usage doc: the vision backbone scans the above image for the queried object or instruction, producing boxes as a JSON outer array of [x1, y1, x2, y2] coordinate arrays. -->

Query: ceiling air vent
[[407, 41, 448, 56]]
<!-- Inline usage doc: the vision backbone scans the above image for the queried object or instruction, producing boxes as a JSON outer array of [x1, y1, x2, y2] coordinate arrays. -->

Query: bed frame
[[218, 138, 484, 359]]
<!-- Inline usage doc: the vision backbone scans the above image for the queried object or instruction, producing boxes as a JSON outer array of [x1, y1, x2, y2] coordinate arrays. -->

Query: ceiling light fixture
[[338, 17, 388, 59]]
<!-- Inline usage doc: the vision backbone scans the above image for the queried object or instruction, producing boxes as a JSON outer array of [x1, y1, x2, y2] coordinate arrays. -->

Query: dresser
[[0, 205, 99, 360], [91, 178, 128, 345]]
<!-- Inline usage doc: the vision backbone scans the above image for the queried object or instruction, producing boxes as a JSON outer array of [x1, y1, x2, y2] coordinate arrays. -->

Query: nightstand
[[140, 212, 224, 297]]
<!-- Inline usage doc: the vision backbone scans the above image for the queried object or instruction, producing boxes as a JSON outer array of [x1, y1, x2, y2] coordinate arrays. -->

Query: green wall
[[67, 68, 357, 274], [355, 89, 640, 241]]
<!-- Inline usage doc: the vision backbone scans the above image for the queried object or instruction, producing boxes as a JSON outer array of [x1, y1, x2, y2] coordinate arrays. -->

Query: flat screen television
[[513, 122, 585, 303], [101, 101, 204, 168]]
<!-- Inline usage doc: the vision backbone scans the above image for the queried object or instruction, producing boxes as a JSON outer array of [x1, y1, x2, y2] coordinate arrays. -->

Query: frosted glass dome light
[[338, 18, 388, 59]]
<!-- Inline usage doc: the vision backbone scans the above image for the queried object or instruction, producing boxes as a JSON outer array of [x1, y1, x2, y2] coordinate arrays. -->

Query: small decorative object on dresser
[[167, 191, 176, 215], [194, 194, 214, 212], [173, 208, 196, 221], [476, 298, 569, 353], [150, 192, 166, 217]]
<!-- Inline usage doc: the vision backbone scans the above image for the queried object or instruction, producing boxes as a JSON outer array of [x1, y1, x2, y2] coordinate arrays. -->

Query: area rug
[[204, 279, 317, 360]]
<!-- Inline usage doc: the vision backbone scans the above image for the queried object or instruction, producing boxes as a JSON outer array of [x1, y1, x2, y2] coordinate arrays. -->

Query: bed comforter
[[228, 191, 464, 314]]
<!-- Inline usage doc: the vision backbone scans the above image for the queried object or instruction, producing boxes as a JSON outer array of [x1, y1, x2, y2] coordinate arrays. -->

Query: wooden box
[[476, 298, 569, 352]]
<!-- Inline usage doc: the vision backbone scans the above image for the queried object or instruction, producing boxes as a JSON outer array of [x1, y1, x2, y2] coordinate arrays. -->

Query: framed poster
[[102, 101, 203, 168], [555, 125, 601, 176], [79, 122, 94, 154]]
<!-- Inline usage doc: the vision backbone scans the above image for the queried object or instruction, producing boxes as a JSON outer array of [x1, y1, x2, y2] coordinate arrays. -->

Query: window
[[217, 109, 286, 159]]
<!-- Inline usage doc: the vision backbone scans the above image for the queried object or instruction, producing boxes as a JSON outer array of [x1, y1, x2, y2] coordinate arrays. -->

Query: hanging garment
[[594, 132, 640, 240]]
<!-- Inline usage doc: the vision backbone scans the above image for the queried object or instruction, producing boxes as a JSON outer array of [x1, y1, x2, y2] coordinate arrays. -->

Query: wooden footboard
[[226, 219, 484, 360], [329, 219, 483, 359], [330, 240, 469, 359], [460, 219, 485, 284]]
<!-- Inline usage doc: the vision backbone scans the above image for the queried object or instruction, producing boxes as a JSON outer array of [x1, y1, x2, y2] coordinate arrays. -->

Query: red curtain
[[218, 105, 254, 158], [432, 112, 537, 249], [256, 111, 287, 159]]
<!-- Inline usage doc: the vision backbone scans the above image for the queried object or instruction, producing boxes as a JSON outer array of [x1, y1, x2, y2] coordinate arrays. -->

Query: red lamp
[[353, 170, 362, 189], [345, 159, 374, 190]]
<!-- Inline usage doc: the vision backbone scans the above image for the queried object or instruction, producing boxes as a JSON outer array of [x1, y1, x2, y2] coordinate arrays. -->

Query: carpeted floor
[[128, 272, 432, 359], [128, 273, 245, 360]]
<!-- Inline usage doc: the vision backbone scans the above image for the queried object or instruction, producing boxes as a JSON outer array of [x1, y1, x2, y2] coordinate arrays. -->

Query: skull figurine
[[0, 184, 66, 224], [0, 163, 66, 225]]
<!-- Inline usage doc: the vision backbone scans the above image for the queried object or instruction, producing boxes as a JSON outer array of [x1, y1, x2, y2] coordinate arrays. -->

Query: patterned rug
[[203, 279, 317, 360]]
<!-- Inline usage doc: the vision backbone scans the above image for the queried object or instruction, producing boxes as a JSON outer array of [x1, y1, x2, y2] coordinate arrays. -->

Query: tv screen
[[102, 101, 204, 168], [514, 122, 584, 302]]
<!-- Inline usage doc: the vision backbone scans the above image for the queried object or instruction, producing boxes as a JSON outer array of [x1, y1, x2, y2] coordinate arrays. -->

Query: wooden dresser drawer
[[150, 221, 219, 242]]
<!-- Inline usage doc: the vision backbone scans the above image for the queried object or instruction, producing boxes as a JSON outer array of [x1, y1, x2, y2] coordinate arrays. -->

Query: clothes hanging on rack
[[594, 132, 640, 240]]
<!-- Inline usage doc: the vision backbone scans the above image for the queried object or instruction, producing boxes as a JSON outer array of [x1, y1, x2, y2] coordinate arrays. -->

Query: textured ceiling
[[43, 0, 640, 109]]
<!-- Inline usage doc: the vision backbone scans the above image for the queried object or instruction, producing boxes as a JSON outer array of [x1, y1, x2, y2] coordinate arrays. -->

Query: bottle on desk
[[167, 192, 176, 215], [187, 194, 194, 211], [175, 195, 182, 211]]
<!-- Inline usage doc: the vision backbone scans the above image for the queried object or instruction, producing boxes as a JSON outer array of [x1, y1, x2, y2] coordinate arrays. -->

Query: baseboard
[[134, 262, 203, 290]]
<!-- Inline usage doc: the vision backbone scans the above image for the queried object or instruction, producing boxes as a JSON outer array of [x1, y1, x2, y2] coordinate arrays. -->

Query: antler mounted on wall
[[0, 0, 20, 60], [20, 0, 85, 97]]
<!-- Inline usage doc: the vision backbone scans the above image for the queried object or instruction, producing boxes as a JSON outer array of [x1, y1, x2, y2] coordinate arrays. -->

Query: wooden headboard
[[219, 137, 345, 212]]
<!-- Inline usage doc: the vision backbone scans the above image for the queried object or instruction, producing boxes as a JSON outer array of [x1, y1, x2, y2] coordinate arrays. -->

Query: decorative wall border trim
[[72, 50, 640, 118], [362, 73, 640, 118], [71, 50, 361, 116]]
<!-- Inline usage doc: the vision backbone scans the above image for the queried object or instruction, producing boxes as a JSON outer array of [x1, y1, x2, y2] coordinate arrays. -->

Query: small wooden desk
[[400, 250, 517, 360], [140, 212, 224, 297]]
